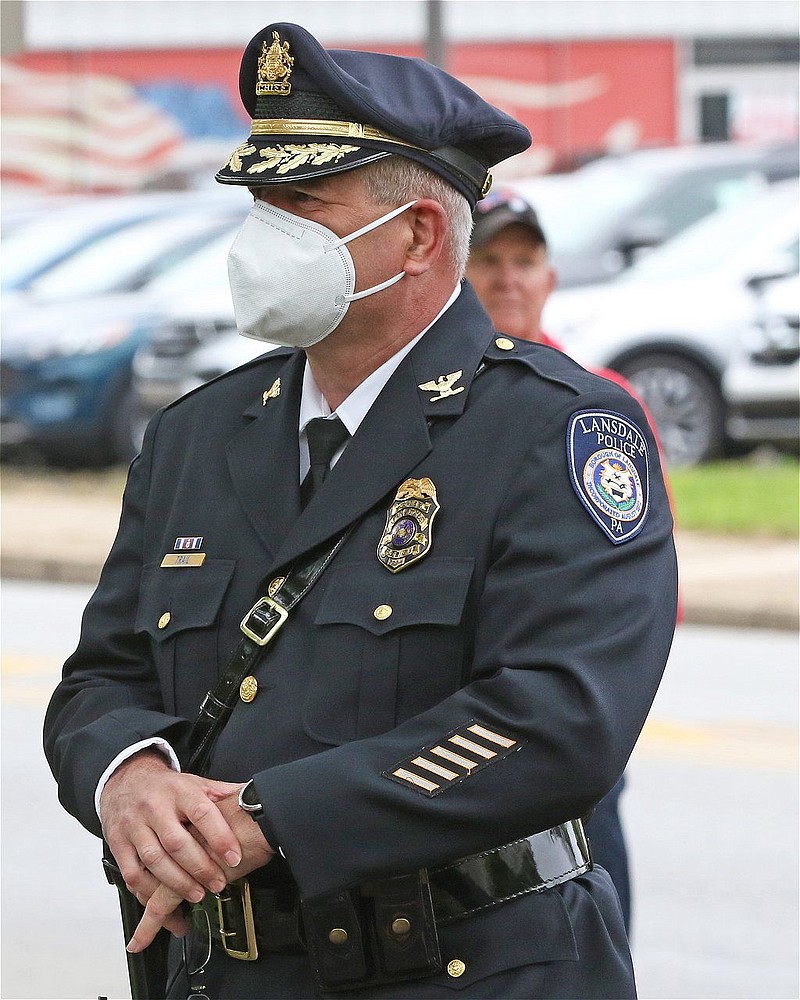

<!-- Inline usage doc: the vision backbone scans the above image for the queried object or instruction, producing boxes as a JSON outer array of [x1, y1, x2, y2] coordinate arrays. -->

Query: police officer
[[466, 191, 634, 931], [45, 23, 677, 999]]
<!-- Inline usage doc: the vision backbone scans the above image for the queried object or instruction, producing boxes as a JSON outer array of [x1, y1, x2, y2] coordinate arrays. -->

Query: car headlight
[[26, 321, 133, 360], [745, 314, 800, 365]]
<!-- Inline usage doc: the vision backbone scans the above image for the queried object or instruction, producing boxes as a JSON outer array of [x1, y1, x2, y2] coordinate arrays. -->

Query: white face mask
[[227, 198, 416, 349]]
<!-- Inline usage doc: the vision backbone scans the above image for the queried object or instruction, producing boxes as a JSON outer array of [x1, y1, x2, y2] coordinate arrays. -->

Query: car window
[[1, 212, 139, 291], [635, 167, 768, 241], [145, 228, 239, 299], [624, 187, 799, 282], [517, 170, 657, 256], [25, 213, 236, 302]]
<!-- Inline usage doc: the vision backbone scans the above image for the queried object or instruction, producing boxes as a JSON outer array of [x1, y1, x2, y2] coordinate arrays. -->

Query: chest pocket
[[304, 557, 474, 745], [135, 558, 236, 715]]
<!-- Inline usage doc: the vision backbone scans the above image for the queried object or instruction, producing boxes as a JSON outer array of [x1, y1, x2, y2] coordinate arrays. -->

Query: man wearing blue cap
[[45, 23, 677, 999]]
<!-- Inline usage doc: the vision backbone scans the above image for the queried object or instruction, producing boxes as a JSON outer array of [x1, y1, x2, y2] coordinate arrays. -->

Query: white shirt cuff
[[95, 738, 181, 820]]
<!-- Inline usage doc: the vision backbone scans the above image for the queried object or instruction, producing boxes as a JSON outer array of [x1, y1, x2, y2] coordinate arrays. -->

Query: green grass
[[2, 455, 798, 538], [668, 456, 799, 538]]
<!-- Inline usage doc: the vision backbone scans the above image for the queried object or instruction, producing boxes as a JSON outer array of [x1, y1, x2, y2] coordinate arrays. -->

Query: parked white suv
[[543, 180, 799, 466]]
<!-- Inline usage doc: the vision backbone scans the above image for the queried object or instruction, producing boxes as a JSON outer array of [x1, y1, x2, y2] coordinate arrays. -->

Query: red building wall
[[9, 38, 677, 189]]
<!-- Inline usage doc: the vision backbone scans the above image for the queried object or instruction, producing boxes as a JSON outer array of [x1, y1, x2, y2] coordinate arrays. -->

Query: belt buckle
[[216, 878, 259, 961], [240, 596, 288, 646]]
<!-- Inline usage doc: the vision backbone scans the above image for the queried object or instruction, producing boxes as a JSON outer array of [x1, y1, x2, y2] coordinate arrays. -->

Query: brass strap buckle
[[240, 596, 288, 646], [216, 878, 259, 961]]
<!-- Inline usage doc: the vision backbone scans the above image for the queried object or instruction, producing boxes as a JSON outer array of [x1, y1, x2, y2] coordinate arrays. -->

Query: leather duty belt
[[199, 819, 592, 968], [430, 818, 592, 924]]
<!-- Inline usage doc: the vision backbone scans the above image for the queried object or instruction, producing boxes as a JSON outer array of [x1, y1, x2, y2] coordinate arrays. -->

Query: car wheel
[[617, 352, 725, 467]]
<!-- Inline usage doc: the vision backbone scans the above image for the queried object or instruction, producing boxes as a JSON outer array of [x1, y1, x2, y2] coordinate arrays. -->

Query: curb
[[2, 554, 796, 632]]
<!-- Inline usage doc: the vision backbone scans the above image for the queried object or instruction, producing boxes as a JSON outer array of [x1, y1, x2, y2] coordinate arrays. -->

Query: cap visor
[[216, 135, 392, 185]]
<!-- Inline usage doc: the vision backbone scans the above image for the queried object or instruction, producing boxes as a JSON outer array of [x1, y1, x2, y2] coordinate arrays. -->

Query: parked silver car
[[514, 142, 798, 288], [543, 180, 799, 466], [723, 273, 799, 452]]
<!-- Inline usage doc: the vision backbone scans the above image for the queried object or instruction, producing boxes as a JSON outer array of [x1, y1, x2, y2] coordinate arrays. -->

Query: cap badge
[[378, 478, 439, 573], [257, 31, 294, 97], [262, 378, 281, 405], [418, 370, 464, 402]]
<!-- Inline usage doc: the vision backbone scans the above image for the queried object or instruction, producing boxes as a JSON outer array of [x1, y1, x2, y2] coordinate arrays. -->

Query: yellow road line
[[2, 653, 62, 675], [3, 655, 798, 772], [636, 718, 798, 772]]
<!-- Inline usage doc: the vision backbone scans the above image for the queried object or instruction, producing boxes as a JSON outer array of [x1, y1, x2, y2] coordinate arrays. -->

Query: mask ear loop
[[330, 200, 417, 249], [328, 200, 417, 305]]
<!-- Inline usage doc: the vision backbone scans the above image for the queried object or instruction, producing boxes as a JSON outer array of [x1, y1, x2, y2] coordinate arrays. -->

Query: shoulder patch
[[567, 409, 649, 544]]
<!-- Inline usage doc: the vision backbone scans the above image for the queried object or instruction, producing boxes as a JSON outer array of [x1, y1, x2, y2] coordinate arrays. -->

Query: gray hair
[[360, 155, 473, 277]]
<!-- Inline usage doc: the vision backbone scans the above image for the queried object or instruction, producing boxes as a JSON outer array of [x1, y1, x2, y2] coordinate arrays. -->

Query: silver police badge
[[377, 478, 440, 572]]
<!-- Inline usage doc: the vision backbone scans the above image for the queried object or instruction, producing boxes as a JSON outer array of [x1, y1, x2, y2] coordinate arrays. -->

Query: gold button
[[391, 917, 411, 936], [374, 604, 393, 621], [328, 928, 348, 945], [239, 676, 258, 703], [495, 337, 515, 351], [268, 576, 285, 598], [157, 612, 171, 630], [447, 959, 466, 978]]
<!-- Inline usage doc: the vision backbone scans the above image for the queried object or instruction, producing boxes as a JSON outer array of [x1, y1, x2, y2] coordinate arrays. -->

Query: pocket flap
[[135, 558, 236, 641], [315, 557, 474, 635], [434, 889, 578, 990]]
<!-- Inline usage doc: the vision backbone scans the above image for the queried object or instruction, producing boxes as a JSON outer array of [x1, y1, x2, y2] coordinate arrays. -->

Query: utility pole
[[1, 0, 25, 55], [426, 0, 446, 69]]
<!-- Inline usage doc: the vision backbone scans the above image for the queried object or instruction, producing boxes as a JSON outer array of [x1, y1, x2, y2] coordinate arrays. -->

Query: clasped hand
[[100, 750, 274, 953]]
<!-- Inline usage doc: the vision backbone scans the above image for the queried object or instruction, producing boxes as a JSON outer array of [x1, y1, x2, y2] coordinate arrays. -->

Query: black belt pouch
[[303, 872, 442, 992]]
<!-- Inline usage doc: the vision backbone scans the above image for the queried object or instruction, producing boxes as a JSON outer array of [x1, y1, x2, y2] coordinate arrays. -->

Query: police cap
[[216, 23, 531, 206]]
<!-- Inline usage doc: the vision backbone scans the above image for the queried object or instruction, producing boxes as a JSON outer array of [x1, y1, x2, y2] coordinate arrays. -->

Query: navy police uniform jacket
[[45, 283, 678, 996]]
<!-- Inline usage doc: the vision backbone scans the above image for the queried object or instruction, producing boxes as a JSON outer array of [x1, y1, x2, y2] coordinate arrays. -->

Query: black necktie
[[302, 415, 350, 504]]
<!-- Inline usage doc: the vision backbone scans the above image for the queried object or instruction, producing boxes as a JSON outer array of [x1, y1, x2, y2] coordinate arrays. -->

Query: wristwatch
[[238, 778, 264, 818]]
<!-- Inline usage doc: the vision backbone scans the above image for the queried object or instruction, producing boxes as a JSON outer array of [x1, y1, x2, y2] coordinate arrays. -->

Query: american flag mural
[[1, 60, 185, 193]]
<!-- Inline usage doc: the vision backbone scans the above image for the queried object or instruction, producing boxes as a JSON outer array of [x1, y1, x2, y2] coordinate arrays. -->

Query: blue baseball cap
[[216, 23, 531, 206]]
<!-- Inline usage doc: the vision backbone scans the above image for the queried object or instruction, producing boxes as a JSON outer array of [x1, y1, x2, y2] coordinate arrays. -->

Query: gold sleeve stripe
[[449, 734, 497, 759], [393, 768, 439, 792], [431, 745, 478, 771], [412, 757, 459, 780], [383, 721, 525, 797], [467, 724, 518, 749]]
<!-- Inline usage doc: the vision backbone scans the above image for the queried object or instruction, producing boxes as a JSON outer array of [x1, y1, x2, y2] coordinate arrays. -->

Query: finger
[[108, 838, 162, 900], [137, 832, 222, 902], [127, 886, 185, 953], [203, 778, 246, 802], [163, 910, 189, 938], [133, 894, 189, 938], [180, 792, 242, 870]]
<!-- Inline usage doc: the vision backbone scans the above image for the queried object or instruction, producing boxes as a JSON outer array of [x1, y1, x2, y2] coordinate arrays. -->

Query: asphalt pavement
[[1, 470, 797, 630]]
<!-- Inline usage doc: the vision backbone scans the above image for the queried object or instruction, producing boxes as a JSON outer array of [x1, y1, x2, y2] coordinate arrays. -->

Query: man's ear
[[402, 199, 448, 276]]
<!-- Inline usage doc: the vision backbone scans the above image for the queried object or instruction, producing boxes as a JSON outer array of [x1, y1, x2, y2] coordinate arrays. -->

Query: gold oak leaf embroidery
[[226, 143, 257, 172], [246, 143, 360, 176]]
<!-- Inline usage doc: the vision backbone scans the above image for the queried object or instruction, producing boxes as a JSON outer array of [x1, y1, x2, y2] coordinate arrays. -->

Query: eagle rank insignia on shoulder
[[567, 409, 650, 544], [377, 478, 439, 572]]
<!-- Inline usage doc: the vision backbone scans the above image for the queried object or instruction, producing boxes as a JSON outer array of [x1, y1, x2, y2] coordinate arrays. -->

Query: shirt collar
[[299, 282, 461, 438]]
